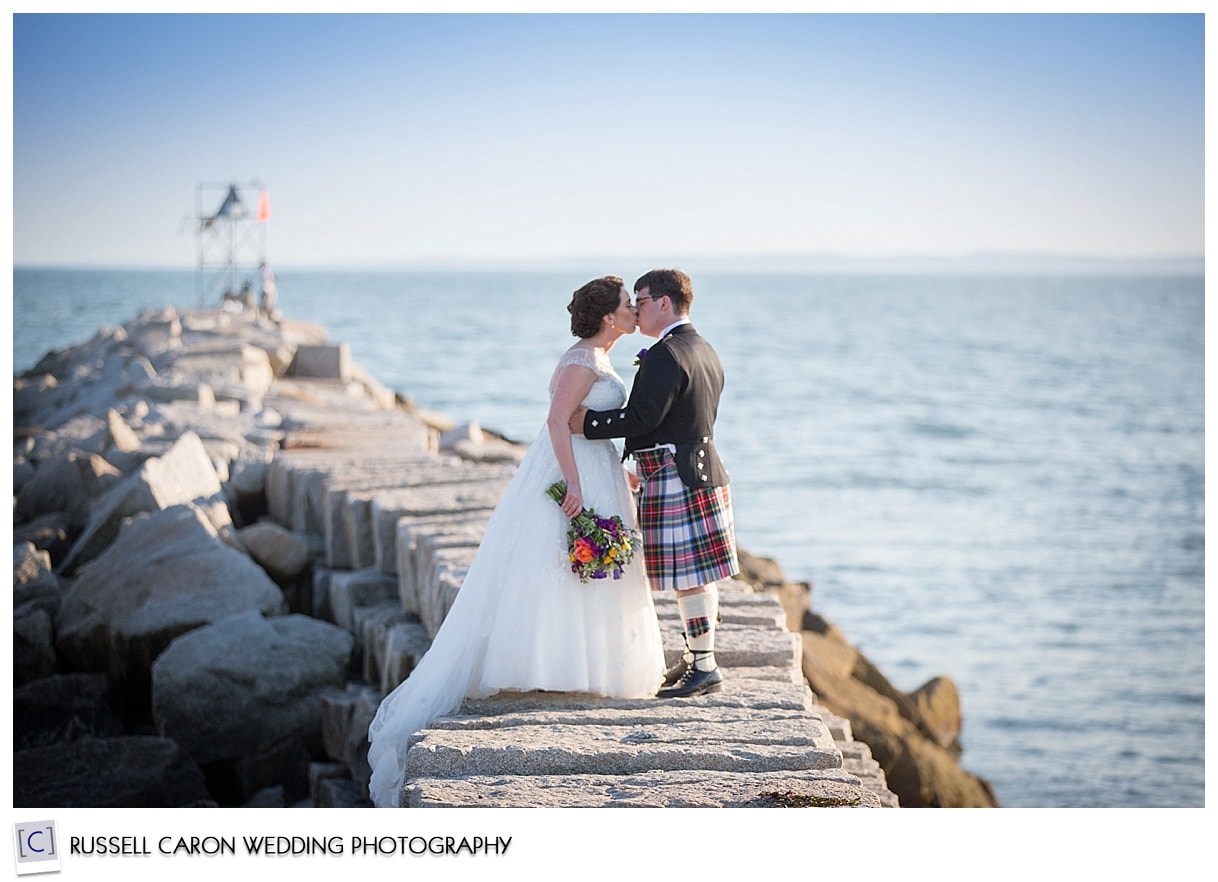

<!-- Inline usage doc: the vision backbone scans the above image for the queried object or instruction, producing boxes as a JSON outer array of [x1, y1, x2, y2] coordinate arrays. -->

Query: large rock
[[13, 673, 126, 750], [847, 713, 997, 808], [15, 540, 64, 642], [25, 413, 109, 461], [13, 512, 75, 568], [58, 431, 228, 573], [15, 566, 65, 620], [800, 613, 998, 807], [14, 451, 122, 525], [18, 359, 129, 436], [104, 408, 142, 454], [14, 607, 58, 686], [13, 736, 212, 808], [739, 550, 813, 633], [909, 676, 963, 752], [150, 610, 355, 765], [13, 372, 59, 424], [236, 520, 311, 584], [55, 504, 284, 702], [14, 541, 52, 586], [230, 735, 313, 805]]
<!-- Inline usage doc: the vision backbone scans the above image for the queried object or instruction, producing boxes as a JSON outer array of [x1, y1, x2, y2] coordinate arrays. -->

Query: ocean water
[[11, 267, 1206, 808]]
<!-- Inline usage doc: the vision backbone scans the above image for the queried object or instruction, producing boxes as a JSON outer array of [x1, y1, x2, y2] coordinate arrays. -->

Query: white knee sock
[[677, 584, 719, 671]]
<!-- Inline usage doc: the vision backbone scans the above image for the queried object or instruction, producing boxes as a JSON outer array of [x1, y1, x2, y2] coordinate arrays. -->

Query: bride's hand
[[626, 469, 641, 493], [561, 485, 584, 518]]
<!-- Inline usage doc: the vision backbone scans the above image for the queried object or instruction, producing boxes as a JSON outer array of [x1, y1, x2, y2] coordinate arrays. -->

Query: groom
[[571, 268, 740, 698]]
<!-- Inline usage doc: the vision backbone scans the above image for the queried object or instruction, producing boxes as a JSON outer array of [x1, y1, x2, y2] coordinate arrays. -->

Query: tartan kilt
[[633, 448, 740, 591]]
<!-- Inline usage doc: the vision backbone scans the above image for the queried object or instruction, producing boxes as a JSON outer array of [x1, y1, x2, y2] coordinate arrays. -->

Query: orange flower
[[573, 538, 596, 564]]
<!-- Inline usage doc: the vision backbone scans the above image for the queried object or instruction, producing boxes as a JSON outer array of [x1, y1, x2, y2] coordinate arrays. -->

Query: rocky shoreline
[[13, 305, 997, 808]]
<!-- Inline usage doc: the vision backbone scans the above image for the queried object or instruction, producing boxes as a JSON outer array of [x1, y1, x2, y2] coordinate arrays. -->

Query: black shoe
[[661, 655, 690, 688], [657, 665, 724, 699]]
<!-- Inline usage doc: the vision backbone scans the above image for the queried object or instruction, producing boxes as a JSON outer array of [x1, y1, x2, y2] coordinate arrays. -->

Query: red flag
[[256, 189, 271, 223]]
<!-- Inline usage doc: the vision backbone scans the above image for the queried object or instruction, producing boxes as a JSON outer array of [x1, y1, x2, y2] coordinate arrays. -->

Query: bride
[[366, 276, 666, 807]]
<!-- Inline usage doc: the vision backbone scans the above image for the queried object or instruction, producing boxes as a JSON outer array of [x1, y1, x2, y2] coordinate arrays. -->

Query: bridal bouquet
[[545, 480, 640, 582]]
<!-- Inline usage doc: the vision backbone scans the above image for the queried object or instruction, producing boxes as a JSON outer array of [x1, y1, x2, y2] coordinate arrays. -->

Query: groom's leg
[[678, 583, 719, 671], [658, 582, 723, 697], [661, 582, 723, 686]]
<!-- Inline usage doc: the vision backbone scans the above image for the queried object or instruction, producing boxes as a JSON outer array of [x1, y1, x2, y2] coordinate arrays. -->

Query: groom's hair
[[635, 269, 693, 315], [569, 275, 625, 338]]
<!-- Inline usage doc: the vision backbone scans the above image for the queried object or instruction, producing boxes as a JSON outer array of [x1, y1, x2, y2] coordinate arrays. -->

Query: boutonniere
[[633, 348, 648, 366]]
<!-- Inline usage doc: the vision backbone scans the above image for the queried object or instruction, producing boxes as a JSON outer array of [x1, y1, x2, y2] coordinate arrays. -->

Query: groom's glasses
[[633, 296, 657, 308]]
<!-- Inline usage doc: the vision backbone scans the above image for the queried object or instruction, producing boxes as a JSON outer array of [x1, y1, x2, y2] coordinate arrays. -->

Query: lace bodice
[[548, 346, 628, 411]]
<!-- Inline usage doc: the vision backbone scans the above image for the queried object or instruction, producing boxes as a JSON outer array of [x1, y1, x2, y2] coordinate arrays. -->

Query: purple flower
[[633, 348, 648, 366]]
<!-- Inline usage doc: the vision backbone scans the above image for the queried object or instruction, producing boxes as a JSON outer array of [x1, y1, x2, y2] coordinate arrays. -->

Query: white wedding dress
[[367, 346, 666, 807]]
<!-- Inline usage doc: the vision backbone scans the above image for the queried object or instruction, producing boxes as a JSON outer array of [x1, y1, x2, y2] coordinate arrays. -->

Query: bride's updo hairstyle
[[568, 275, 625, 338]]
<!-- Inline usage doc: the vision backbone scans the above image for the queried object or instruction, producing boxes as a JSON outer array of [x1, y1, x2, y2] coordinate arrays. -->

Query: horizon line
[[12, 251, 1206, 277]]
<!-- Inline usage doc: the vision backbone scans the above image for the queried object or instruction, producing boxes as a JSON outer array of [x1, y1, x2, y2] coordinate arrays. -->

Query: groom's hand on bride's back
[[569, 407, 588, 435]]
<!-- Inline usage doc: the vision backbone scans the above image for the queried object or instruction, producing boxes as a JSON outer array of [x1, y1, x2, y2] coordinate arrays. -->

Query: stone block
[[319, 684, 380, 769], [660, 623, 801, 671], [403, 716, 841, 779], [291, 343, 350, 381], [328, 569, 397, 633], [459, 679, 817, 716], [394, 512, 489, 613], [652, 587, 788, 628], [405, 768, 881, 808], [438, 421, 484, 450], [378, 619, 433, 694], [353, 600, 412, 678], [366, 479, 508, 577], [418, 551, 474, 637]]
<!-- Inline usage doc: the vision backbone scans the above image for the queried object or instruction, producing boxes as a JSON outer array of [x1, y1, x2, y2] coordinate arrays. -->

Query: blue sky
[[9, 12, 1207, 268]]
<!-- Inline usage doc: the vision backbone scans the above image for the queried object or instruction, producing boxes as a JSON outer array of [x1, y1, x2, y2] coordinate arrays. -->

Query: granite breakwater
[[13, 305, 996, 808]]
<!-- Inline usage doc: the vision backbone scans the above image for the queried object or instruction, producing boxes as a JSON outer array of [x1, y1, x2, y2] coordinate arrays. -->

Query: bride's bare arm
[[547, 363, 599, 518]]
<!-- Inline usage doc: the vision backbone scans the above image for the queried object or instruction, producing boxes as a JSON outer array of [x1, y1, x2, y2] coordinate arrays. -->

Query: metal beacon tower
[[193, 179, 270, 308]]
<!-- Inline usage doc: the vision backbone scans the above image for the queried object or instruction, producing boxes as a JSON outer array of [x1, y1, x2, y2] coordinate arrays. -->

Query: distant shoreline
[[12, 254, 1206, 276]]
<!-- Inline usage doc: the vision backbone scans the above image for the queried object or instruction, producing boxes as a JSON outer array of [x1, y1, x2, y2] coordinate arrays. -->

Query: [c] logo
[[12, 821, 61, 876]]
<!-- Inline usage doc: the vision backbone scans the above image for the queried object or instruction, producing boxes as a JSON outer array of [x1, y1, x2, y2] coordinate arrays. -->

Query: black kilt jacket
[[582, 324, 730, 489]]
